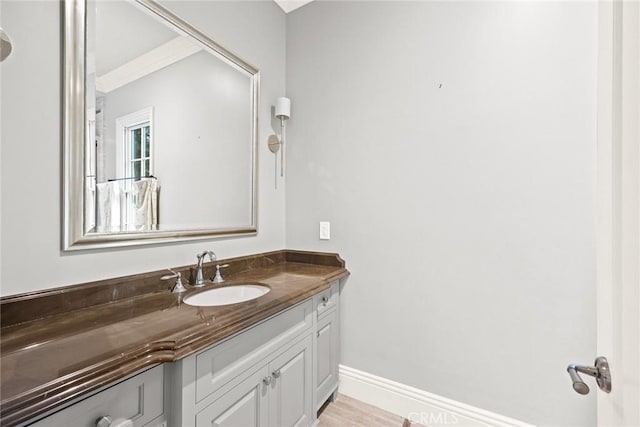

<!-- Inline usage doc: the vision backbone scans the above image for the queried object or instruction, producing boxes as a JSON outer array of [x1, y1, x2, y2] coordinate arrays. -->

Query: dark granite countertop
[[0, 250, 348, 426]]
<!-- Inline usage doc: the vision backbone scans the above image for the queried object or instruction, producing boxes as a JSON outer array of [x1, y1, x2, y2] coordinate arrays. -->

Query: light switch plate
[[319, 221, 330, 240]]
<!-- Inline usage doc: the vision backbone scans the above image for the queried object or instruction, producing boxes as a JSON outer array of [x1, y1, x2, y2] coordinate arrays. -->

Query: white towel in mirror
[[130, 178, 159, 230], [96, 181, 122, 232]]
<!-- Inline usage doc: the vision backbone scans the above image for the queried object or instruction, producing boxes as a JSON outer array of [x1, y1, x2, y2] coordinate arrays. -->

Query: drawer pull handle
[[322, 296, 329, 305], [272, 369, 281, 378], [263, 375, 273, 385], [96, 416, 113, 427]]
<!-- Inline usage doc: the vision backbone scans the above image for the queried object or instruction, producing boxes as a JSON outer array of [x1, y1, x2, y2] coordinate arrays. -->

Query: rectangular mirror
[[64, 0, 259, 250]]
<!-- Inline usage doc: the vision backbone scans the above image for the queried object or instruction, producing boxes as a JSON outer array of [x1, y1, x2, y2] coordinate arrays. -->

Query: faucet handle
[[161, 268, 187, 293], [212, 264, 230, 283]]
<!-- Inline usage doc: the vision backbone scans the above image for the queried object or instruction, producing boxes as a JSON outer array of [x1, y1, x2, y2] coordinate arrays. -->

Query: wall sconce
[[0, 27, 13, 62], [268, 97, 290, 177]]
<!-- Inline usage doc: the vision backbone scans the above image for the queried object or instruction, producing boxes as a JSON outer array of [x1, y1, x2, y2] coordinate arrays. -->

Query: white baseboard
[[338, 365, 535, 427]]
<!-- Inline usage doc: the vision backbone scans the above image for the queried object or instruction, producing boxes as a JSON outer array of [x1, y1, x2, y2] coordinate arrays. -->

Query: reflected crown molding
[[273, 0, 315, 14], [96, 35, 202, 93]]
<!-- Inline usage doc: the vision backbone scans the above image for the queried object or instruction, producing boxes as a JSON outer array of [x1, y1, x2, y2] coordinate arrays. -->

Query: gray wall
[[285, 1, 597, 426], [0, 0, 286, 295]]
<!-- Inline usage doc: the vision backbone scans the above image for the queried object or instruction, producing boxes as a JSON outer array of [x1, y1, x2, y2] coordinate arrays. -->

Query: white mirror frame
[[63, 0, 259, 251]]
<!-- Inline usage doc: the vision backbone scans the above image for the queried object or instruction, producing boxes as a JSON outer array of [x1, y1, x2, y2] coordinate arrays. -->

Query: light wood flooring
[[317, 394, 412, 427]]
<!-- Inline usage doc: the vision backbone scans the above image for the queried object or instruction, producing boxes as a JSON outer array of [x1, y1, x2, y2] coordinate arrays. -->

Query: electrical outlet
[[319, 222, 330, 240]]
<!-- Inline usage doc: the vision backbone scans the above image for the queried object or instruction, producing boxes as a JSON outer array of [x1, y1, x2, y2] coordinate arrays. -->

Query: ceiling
[[273, 0, 315, 14]]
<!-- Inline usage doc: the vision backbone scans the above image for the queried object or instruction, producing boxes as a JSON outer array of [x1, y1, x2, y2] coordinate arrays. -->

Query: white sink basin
[[184, 284, 270, 307]]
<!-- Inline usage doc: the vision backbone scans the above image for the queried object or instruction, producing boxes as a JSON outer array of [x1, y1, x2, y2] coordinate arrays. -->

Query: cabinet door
[[195, 367, 269, 427], [268, 335, 313, 427], [316, 310, 338, 410]]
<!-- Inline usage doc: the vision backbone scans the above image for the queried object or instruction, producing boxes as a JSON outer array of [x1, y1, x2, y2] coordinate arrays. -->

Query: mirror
[[63, 0, 259, 250]]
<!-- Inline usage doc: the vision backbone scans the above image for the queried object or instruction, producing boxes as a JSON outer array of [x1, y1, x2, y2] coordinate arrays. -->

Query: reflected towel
[[130, 178, 159, 230], [96, 181, 122, 232], [85, 176, 96, 231]]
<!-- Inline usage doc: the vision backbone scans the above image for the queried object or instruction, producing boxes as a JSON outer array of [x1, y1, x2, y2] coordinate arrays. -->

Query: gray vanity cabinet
[[194, 335, 313, 427], [25, 283, 341, 427], [314, 281, 340, 411], [170, 300, 315, 427], [190, 280, 341, 427]]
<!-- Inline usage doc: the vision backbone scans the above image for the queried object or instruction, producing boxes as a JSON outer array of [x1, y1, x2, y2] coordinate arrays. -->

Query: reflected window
[[116, 106, 154, 180], [126, 122, 151, 180], [115, 107, 156, 230]]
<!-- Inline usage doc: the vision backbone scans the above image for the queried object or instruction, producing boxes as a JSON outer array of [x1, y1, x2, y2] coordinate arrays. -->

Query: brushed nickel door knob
[[567, 356, 612, 395]]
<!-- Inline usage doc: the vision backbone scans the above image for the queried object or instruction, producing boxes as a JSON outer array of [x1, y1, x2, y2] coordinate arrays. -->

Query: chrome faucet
[[195, 250, 216, 287]]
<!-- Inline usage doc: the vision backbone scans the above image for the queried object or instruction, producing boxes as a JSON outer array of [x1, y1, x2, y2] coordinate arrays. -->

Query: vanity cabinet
[[28, 365, 166, 427], [24, 282, 340, 427], [313, 281, 340, 411], [170, 299, 315, 426], [195, 335, 312, 427]]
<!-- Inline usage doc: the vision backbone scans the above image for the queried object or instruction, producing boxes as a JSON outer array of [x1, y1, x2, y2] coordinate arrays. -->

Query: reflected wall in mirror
[[64, 0, 259, 250]]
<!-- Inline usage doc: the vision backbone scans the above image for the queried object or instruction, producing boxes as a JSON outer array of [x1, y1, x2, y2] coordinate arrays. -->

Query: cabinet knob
[[263, 375, 273, 385], [272, 369, 281, 378], [322, 296, 328, 305], [96, 416, 113, 427]]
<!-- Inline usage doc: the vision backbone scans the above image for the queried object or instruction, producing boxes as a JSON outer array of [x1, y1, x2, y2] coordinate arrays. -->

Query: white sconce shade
[[275, 97, 291, 120]]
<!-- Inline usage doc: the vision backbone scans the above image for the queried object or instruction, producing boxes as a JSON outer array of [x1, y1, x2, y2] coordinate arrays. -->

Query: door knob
[[567, 356, 612, 395], [96, 416, 113, 427]]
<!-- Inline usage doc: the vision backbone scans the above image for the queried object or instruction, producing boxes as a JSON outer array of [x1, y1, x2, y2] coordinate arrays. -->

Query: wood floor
[[317, 394, 410, 427]]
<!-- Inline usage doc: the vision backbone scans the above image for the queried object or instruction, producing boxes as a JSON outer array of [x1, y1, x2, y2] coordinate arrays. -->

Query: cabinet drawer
[[314, 281, 337, 317], [29, 365, 165, 427], [195, 299, 313, 403]]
